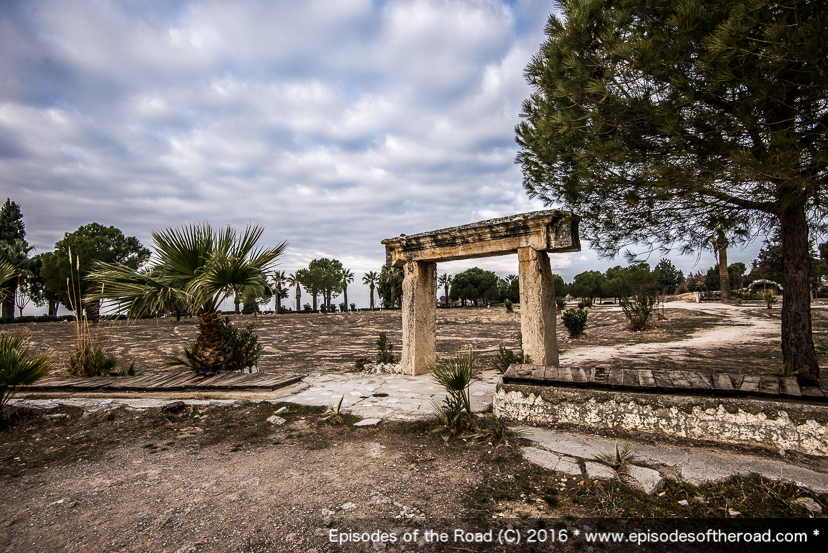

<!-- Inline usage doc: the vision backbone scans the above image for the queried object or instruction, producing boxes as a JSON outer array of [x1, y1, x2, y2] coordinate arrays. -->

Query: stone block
[[627, 465, 665, 495], [585, 461, 616, 480], [354, 418, 382, 427]]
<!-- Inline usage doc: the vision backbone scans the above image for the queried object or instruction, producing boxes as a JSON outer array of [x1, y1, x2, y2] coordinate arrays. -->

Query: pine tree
[[516, 0, 828, 384], [0, 199, 26, 247]]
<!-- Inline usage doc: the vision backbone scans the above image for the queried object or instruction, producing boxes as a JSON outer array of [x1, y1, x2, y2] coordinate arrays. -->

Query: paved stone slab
[[627, 465, 665, 495], [585, 461, 617, 481], [522, 447, 561, 471], [556, 457, 582, 476], [279, 370, 500, 420]]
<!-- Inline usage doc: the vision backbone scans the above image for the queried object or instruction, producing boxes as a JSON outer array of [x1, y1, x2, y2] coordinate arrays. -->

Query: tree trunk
[[369, 284, 375, 309], [444, 285, 450, 308], [312, 293, 317, 311], [780, 206, 819, 385], [48, 299, 58, 317], [343, 286, 348, 312], [716, 231, 731, 304], [275, 284, 282, 313], [234, 298, 240, 313], [2, 281, 17, 318], [296, 287, 301, 311], [83, 299, 101, 323], [192, 311, 229, 374]]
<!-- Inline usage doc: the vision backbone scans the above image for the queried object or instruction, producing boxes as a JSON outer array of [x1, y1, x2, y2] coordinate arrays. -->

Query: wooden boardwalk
[[502, 364, 828, 402], [31, 372, 303, 392]]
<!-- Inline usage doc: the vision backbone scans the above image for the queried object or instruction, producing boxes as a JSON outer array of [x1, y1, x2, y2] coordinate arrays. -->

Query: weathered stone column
[[401, 260, 437, 375], [518, 247, 559, 366]]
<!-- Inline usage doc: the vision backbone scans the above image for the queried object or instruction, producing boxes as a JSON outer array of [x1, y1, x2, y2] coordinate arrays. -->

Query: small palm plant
[[759, 290, 779, 309], [429, 347, 478, 439], [91, 223, 286, 374], [594, 442, 634, 470], [0, 332, 51, 415], [321, 396, 345, 425]]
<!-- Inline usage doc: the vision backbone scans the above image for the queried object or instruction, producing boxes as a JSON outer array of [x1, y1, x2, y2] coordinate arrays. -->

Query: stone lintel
[[382, 209, 580, 267]]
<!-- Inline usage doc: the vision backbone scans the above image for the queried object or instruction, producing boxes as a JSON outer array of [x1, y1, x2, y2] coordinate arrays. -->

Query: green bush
[[759, 290, 779, 309], [561, 309, 588, 338], [621, 292, 658, 331], [556, 297, 566, 312], [577, 297, 593, 309], [504, 298, 513, 312], [220, 317, 262, 371]]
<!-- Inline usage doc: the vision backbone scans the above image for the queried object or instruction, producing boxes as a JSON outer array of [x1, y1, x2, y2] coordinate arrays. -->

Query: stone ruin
[[382, 210, 580, 375]]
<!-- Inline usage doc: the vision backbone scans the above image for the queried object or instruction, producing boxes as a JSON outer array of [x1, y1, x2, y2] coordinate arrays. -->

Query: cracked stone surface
[[278, 370, 500, 421], [524, 428, 828, 494]]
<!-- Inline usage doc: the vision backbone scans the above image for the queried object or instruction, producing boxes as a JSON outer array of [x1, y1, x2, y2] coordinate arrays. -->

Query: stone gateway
[[382, 210, 580, 375]]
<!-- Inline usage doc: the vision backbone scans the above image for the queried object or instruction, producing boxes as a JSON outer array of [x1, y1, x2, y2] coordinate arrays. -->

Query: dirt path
[[561, 303, 782, 373]]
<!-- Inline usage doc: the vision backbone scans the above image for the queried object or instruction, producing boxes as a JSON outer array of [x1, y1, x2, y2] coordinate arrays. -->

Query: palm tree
[[272, 270, 288, 313], [286, 272, 301, 311], [438, 273, 453, 308], [90, 223, 286, 374], [362, 271, 378, 309], [341, 268, 354, 312], [0, 240, 33, 319], [0, 261, 15, 303]]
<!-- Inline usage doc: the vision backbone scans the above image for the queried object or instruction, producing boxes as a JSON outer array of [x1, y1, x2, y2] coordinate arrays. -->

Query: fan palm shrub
[[429, 347, 478, 439], [90, 223, 286, 374], [0, 331, 51, 414]]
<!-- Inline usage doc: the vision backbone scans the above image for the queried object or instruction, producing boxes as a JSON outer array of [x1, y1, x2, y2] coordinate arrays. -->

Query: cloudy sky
[[1, 0, 759, 311]]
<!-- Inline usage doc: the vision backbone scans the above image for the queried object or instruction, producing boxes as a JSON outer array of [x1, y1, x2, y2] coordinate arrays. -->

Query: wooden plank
[[156, 373, 201, 389], [146, 373, 190, 389], [530, 365, 546, 381], [503, 365, 519, 379], [652, 371, 674, 389], [739, 375, 761, 394], [196, 373, 234, 386], [683, 371, 712, 390], [730, 374, 745, 390], [571, 367, 588, 383], [759, 376, 780, 395], [669, 370, 691, 389], [592, 367, 608, 385], [72, 377, 114, 388], [638, 370, 656, 388], [622, 369, 639, 387], [779, 377, 801, 397], [713, 373, 734, 391], [542, 365, 557, 381], [207, 373, 253, 387], [800, 386, 825, 398], [248, 375, 301, 388], [607, 368, 624, 387], [557, 366, 574, 382]]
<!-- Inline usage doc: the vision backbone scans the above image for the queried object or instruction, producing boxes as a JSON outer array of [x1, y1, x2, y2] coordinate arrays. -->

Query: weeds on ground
[[320, 396, 345, 425], [491, 333, 531, 374], [593, 442, 634, 471], [376, 332, 395, 364], [771, 361, 801, 377]]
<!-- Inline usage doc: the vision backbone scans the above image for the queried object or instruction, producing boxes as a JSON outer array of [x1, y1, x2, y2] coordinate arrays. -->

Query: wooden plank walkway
[[502, 364, 828, 403], [30, 372, 303, 392]]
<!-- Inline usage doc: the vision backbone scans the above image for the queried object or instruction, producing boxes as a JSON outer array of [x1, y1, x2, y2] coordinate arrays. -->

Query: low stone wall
[[494, 382, 828, 457]]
